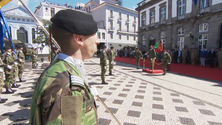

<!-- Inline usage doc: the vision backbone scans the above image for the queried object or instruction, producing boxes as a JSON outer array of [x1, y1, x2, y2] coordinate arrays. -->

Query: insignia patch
[[70, 75, 84, 86]]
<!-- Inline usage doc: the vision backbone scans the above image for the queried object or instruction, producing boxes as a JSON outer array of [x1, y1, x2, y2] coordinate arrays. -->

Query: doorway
[[219, 26, 222, 49], [17, 27, 28, 43]]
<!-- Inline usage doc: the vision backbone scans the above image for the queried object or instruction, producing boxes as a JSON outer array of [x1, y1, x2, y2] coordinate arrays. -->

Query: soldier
[[167, 50, 172, 71], [0, 56, 8, 103], [1, 46, 16, 93], [29, 9, 99, 125], [31, 48, 38, 68], [149, 45, 156, 71], [191, 49, 195, 66], [100, 45, 108, 84], [217, 48, 222, 69], [182, 48, 187, 64], [162, 49, 171, 75], [108, 46, 115, 75], [17, 45, 26, 82], [135, 48, 143, 69], [11, 47, 20, 88]]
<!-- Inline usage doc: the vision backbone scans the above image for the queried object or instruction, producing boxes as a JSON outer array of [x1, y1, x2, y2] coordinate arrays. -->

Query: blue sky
[[2, 0, 141, 12]]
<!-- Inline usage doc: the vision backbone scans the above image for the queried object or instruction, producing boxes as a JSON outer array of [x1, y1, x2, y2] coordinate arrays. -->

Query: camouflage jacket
[[29, 59, 97, 125], [31, 50, 38, 59], [1, 52, 15, 74], [108, 50, 115, 62], [100, 50, 107, 65], [17, 50, 25, 65], [162, 52, 171, 64], [135, 50, 143, 59], [182, 50, 187, 58], [217, 51, 222, 59], [149, 49, 156, 59], [0, 57, 4, 69]]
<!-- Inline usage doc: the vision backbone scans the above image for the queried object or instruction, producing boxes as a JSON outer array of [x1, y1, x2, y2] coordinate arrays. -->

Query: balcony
[[109, 15, 114, 20], [117, 29, 137, 35], [200, 7, 210, 15], [177, 15, 185, 21], [117, 17, 122, 22], [108, 27, 115, 32], [125, 19, 130, 24]]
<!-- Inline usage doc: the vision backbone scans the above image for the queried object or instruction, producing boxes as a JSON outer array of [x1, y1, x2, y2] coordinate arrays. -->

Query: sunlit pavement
[[0, 58, 222, 125]]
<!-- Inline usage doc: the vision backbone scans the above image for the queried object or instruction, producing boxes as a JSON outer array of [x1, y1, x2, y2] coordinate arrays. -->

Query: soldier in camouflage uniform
[[149, 45, 156, 71], [182, 48, 187, 64], [108, 46, 115, 75], [17, 45, 26, 82], [1, 46, 16, 94], [162, 50, 172, 75], [11, 47, 21, 88], [31, 48, 38, 68], [0, 56, 8, 103], [100, 45, 108, 84], [135, 48, 143, 69], [29, 9, 99, 125]]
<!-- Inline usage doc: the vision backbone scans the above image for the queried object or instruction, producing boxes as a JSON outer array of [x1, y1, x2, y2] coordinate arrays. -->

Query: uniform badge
[[70, 75, 84, 86]]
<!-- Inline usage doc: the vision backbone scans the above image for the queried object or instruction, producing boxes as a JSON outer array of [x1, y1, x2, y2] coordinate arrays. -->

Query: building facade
[[136, 0, 222, 51], [34, 0, 138, 50], [2, 5, 37, 44]]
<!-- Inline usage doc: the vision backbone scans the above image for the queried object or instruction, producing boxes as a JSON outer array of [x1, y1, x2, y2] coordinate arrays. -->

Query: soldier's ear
[[73, 34, 83, 46]]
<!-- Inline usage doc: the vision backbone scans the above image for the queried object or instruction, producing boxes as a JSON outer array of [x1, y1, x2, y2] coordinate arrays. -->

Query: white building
[[34, 0, 138, 50]]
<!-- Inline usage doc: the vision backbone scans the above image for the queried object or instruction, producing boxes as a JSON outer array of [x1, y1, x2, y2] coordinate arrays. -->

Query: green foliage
[[33, 20, 52, 45], [117, 0, 123, 6]]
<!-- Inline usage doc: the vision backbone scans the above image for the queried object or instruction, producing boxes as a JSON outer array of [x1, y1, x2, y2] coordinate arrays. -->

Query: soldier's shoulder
[[43, 60, 69, 77]]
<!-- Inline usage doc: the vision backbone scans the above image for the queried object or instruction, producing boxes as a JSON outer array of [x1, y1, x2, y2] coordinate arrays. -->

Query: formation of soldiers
[[0, 45, 38, 103]]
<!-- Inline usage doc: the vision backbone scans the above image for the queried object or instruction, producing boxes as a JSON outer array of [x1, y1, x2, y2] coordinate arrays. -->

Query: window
[[110, 10, 113, 17], [198, 23, 208, 49], [134, 26, 136, 33], [12, 18, 15, 20], [178, 28, 185, 35], [110, 22, 113, 30], [177, 28, 185, 50], [102, 33, 105, 39], [27, 19, 30, 22], [32, 28, 35, 41], [142, 35, 146, 46], [160, 31, 166, 48], [178, 0, 186, 16], [199, 23, 208, 32], [9, 26, 12, 38], [127, 36, 129, 40], [150, 11, 155, 24], [119, 12, 121, 19], [51, 8, 55, 17], [127, 14, 129, 21], [119, 35, 121, 40], [160, 7, 166, 21], [200, 0, 210, 9], [110, 34, 113, 39], [134, 36, 136, 41], [17, 18, 21, 21], [127, 25, 129, 32], [141, 12, 146, 26], [97, 32, 101, 39], [119, 23, 121, 31], [134, 16, 136, 22], [22, 19, 25, 21]]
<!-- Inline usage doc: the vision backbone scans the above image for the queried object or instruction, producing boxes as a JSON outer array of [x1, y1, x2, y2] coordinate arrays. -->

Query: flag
[[0, 0, 12, 8], [154, 39, 163, 54], [193, 0, 197, 6]]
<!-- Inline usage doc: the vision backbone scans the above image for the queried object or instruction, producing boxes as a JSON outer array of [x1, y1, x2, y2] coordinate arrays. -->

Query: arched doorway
[[219, 25, 222, 49], [17, 27, 28, 43], [149, 35, 156, 47]]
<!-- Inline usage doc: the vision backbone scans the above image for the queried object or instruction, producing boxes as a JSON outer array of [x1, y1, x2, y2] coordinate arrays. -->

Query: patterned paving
[[0, 59, 221, 125]]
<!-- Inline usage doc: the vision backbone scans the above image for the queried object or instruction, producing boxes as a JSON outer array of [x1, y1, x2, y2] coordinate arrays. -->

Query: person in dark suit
[[208, 48, 216, 68]]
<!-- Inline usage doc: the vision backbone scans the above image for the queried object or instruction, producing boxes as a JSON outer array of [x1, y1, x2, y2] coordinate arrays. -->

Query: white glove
[[14, 62, 18, 65], [0, 68, 3, 72], [111, 61, 114, 64], [168, 63, 171, 64], [154, 58, 156, 59], [19, 59, 22, 62], [7, 65, 12, 69], [90, 86, 99, 96]]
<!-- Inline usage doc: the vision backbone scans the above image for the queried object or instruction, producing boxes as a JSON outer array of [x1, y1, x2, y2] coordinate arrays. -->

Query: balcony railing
[[200, 7, 210, 14], [109, 15, 114, 20], [117, 29, 137, 34]]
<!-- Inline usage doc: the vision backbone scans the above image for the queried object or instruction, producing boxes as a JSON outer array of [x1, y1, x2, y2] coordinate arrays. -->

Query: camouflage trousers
[[109, 61, 114, 74], [18, 64, 24, 79], [136, 58, 140, 67], [4, 73, 12, 89], [0, 72, 3, 93], [32, 58, 37, 67], [150, 58, 155, 70], [12, 67, 17, 84], [162, 63, 167, 73], [100, 64, 107, 82]]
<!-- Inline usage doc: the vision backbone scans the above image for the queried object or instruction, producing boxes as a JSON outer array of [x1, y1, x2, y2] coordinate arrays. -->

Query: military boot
[[19, 78, 26, 82], [0, 97, 8, 103], [102, 81, 108, 85], [12, 83, 20, 88], [6, 89, 14, 94]]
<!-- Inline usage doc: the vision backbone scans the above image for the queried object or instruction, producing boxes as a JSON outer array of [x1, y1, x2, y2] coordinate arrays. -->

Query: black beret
[[3, 46, 11, 50], [101, 45, 106, 49], [17, 45, 23, 49], [110, 46, 114, 49], [51, 9, 98, 35]]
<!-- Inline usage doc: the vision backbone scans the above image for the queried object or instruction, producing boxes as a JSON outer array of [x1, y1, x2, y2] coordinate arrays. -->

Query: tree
[[117, 0, 123, 6], [33, 20, 52, 45]]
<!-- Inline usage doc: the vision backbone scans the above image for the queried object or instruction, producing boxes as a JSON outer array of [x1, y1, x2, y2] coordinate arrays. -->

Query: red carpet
[[143, 69, 164, 74], [115, 57, 222, 82]]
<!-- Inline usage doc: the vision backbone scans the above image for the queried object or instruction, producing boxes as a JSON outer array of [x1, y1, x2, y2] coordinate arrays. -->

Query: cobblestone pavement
[[0, 58, 222, 125]]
